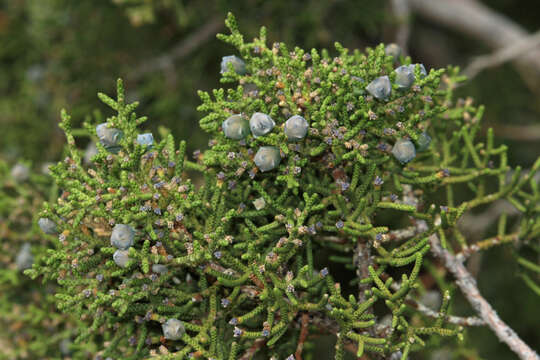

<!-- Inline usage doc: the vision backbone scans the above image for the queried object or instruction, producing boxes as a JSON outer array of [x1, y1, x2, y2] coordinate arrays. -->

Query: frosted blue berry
[[162, 318, 185, 340], [220, 55, 246, 75], [137, 133, 154, 148], [392, 139, 416, 164], [152, 264, 168, 274], [254, 146, 281, 172], [233, 327, 243, 337], [366, 75, 391, 100], [222, 114, 249, 140], [15, 243, 33, 271], [38, 217, 58, 235], [59, 338, 72, 356], [96, 123, 123, 153], [284, 115, 309, 141], [11, 163, 29, 182], [113, 249, 130, 268], [385, 43, 402, 59], [110, 224, 135, 250], [320, 267, 329, 277], [250, 112, 275, 137], [409, 63, 427, 78], [416, 132, 431, 151], [394, 65, 415, 89]]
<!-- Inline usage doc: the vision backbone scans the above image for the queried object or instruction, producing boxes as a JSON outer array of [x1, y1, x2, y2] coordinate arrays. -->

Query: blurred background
[[0, 0, 539, 359]]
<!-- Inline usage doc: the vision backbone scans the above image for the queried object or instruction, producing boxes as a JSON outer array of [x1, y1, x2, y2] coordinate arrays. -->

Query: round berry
[[284, 115, 309, 141], [96, 123, 123, 153], [385, 43, 402, 59], [38, 217, 58, 235], [10, 163, 29, 182], [409, 63, 427, 78], [392, 139, 416, 164], [15, 243, 33, 271], [394, 65, 415, 89], [220, 55, 246, 75], [366, 76, 391, 101], [249, 112, 275, 137], [162, 318, 185, 340], [222, 114, 249, 140], [254, 146, 281, 172], [152, 264, 168, 274], [137, 133, 154, 148], [110, 224, 135, 250], [113, 249, 130, 268], [416, 132, 432, 151], [83, 142, 98, 165]]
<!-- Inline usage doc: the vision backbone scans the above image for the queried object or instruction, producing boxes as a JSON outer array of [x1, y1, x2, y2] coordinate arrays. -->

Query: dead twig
[[409, 0, 540, 90], [427, 226, 540, 360], [463, 30, 540, 79], [391, 0, 411, 55]]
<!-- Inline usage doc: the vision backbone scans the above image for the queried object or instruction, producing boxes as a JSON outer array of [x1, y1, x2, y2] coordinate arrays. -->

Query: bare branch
[[484, 123, 540, 142], [129, 17, 223, 81], [427, 228, 540, 360], [464, 30, 540, 79], [391, 0, 411, 54], [409, 0, 540, 89]]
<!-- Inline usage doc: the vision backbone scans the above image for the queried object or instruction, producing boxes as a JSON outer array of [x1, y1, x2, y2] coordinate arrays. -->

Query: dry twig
[[463, 30, 540, 79], [409, 0, 540, 90], [427, 227, 540, 360]]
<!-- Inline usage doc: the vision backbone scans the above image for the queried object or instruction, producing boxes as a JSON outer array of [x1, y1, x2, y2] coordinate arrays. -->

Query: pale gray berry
[[11, 163, 29, 182], [162, 318, 185, 340], [96, 123, 123, 153], [38, 217, 58, 235], [395, 65, 415, 89], [110, 224, 135, 250], [385, 43, 401, 59], [366, 76, 391, 100], [60, 338, 72, 355], [220, 55, 246, 75], [222, 115, 249, 140], [137, 133, 154, 147], [284, 115, 309, 141], [40, 162, 53, 175], [416, 132, 431, 151], [254, 146, 281, 172], [152, 264, 168, 274], [252, 197, 266, 210], [409, 63, 427, 78], [84, 142, 98, 165], [392, 139, 416, 164], [113, 249, 130, 268], [250, 112, 275, 137], [15, 243, 33, 271]]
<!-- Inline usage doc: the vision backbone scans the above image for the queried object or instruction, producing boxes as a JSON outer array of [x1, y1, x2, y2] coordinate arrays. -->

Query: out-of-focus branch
[[463, 30, 540, 79], [458, 199, 519, 236], [484, 123, 540, 142], [389, 282, 486, 326], [427, 227, 540, 360], [409, 0, 540, 89], [391, 0, 411, 54], [129, 16, 223, 81]]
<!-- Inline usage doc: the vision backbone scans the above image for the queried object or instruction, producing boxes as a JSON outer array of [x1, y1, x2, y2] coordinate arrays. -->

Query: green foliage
[[27, 14, 540, 360], [0, 160, 98, 359]]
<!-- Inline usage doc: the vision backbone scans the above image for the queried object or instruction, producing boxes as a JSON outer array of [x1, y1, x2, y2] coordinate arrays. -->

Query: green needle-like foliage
[[28, 13, 540, 360], [0, 161, 98, 359]]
